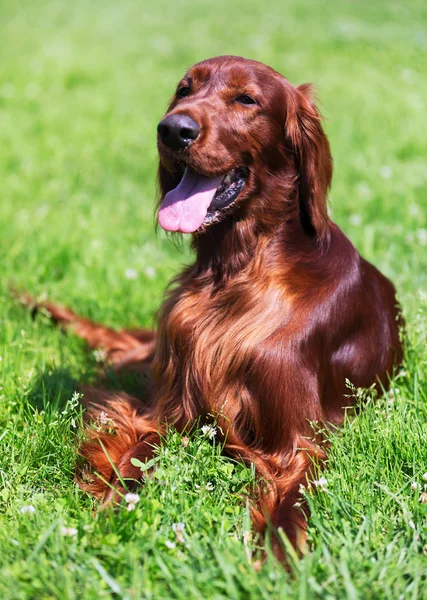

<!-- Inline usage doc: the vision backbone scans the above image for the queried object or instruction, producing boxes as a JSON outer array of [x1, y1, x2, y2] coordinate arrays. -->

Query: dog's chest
[[167, 278, 290, 392]]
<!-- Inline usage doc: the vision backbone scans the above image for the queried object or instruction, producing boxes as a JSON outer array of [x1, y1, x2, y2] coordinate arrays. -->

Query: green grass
[[1, 0, 427, 597]]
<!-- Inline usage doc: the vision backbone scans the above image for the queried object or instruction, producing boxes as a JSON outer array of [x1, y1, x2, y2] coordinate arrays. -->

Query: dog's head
[[157, 56, 332, 241]]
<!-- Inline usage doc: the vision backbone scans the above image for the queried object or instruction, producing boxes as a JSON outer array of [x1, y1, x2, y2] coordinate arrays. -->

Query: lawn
[[1, 0, 427, 597]]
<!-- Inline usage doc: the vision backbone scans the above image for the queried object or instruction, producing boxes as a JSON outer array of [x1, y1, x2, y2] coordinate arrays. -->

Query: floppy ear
[[286, 84, 332, 243]]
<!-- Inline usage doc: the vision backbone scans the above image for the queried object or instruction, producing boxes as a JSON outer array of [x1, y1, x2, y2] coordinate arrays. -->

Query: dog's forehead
[[186, 56, 284, 90]]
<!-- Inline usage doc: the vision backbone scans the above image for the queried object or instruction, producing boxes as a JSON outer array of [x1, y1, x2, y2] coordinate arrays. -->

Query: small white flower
[[205, 482, 215, 491], [93, 349, 107, 363], [201, 425, 217, 439], [144, 266, 156, 279], [416, 229, 427, 246], [181, 436, 190, 447], [98, 410, 113, 426], [125, 268, 138, 280], [165, 540, 176, 549], [419, 492, 427, 504], [313, 476, 328, 490], [356, 182, 373, 199], [349, 214, 362, 226], [408, 203, 420, 217], [125, 493, 140, 505], [20, 505, 35, 514], [422, 473, 427, 482], [61, 527, 78, 537], [411, 482, 419, 491], [379, 165, 393, 179], [124, 493, 140, 512]]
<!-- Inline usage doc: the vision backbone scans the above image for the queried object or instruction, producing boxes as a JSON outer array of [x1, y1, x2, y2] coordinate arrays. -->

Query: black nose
[[157, 114, 200, 150]]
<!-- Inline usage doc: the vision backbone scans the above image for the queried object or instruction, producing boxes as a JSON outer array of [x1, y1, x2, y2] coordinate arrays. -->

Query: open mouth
[[204, 166, 249, 226], [158, 166, 249, 233]]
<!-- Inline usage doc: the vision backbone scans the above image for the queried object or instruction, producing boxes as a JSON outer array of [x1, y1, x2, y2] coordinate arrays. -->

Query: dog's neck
[[191, 206, 326, 285]]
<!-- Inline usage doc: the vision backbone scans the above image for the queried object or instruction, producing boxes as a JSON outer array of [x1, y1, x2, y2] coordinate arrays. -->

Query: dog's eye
[[177, 86, 191, 98], [235, 94, 257, 105]]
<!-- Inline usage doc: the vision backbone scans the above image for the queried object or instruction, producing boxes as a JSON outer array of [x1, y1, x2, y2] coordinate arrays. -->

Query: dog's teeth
[[223, 172, 233, 185]]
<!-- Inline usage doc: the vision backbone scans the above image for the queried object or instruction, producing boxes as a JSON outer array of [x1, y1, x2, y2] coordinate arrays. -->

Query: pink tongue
[[158, 167, 223, 233]]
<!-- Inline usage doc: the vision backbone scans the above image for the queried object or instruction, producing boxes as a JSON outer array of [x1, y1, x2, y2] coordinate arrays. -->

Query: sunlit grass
[[0, 0, 426, 597]]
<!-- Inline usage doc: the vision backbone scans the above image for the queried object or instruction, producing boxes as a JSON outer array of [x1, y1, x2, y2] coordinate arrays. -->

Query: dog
[[24, 56, 403, 551]]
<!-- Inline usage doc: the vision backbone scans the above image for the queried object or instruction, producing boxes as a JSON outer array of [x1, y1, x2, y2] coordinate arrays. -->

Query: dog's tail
[[13, 289, 156, 368]]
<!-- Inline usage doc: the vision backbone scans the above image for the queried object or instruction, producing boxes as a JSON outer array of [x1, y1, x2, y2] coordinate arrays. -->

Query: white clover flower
[[98, 410, 113, 426], [195, 482, 215, 493], [181, 436, 190, 448], [165, 540, 176, 549], [379, 165, 393, 179], [419, 492, 427, 504], [93, 349, 107, 363], [125, 268, 138, 280], [201, 425, 217, 439], [411, 482, 419, 491], [144, 266, 156, 279], [313, 477, 328, 490], [408, 203, 420, 217], [349, 214, 362, 226], [356, 182, 373, 199], [416, 229, 427, 246], [61, 527, 78, 537], [20, 505, 35, 515], [125, 493, 140, 505], [422, 473, 427, 482], [125, 493, 140, 512]]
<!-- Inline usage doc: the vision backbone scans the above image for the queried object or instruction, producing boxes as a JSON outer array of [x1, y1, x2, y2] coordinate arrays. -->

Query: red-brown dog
[[27, 56, 403, 550]]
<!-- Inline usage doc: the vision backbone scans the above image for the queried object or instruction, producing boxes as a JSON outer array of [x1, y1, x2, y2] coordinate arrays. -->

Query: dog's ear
[[286, 84, 332, 243]]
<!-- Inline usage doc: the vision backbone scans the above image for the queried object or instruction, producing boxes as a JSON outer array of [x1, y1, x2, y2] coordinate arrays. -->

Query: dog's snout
[[157, 114, 200, 150]]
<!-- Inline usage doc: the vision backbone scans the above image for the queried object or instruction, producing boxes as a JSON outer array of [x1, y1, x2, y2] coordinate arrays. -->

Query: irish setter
[[27, 56, 403, 551]]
